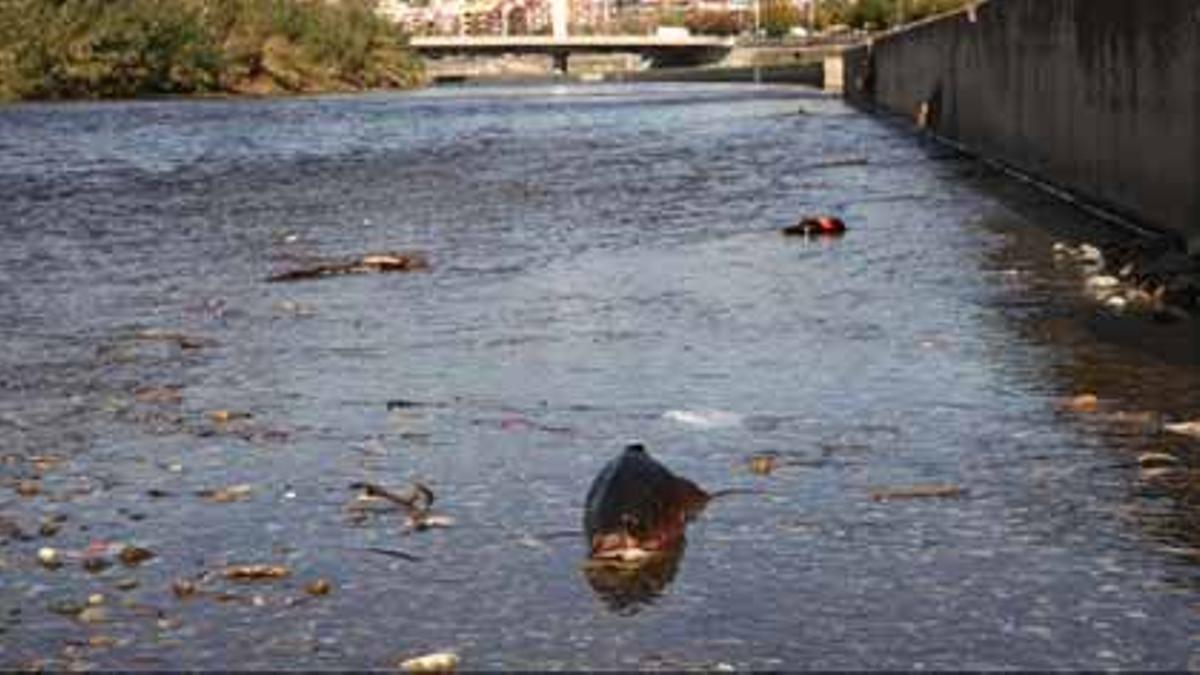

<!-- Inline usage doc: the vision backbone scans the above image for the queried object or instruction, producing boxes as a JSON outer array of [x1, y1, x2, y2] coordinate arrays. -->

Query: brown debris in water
[[133, 386, 184, 405], [399, 651, 460, 673], [870, 484, 965, 502], [267, 251, 430, 283], [208, 409, 253, 425], [223, 564, 291, 581], [1164, 421, 1200, 438], [1061, 393, 1100, 413], [305, 578, 332, 596], [197, 484, 253, 503], [747, 454, 777, 476], [118, 545, 156, 567], [347, 481, 453, 531], [132, 329, 216, 350]]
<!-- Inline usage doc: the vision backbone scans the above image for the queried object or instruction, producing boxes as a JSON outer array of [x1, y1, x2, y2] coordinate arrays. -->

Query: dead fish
[[584, 444, 709, 561]]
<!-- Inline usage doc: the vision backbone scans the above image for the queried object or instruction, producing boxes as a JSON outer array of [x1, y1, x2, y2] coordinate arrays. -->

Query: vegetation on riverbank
[[815, 0, 975, 30], [0, 0, 424, 101]]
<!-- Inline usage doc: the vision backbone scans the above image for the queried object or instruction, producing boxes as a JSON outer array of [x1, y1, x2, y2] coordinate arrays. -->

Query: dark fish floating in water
[[583, 443, 709, 562]]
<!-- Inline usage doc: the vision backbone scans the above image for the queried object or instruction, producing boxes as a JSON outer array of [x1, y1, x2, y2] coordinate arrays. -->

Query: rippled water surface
[[2, 84, 1200, 670]]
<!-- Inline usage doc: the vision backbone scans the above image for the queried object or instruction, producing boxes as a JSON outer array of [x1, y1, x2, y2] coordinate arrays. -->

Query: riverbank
[[0, 0, 424, 101], [841, 0, 1200, 252]]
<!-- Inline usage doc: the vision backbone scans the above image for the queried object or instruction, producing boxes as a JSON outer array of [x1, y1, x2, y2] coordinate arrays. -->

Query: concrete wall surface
[[844, 0, 1200, 245]]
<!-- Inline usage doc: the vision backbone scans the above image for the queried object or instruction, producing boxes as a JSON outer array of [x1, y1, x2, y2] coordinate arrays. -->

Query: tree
[[760, 0, 799, 37]]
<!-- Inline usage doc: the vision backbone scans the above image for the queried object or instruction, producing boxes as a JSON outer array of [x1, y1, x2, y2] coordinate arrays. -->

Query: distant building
[[378, 0, 551, 34]]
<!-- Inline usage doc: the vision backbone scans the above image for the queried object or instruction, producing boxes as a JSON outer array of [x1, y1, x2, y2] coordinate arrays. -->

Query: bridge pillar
[[552, 50, 569, 74], [551, 0, 568, 39]]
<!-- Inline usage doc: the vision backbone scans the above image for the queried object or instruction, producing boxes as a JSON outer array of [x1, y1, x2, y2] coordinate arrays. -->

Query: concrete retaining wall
[[843, 0, 1200, 246]]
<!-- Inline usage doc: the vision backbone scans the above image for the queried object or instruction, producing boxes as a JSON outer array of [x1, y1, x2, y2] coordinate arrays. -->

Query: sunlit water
[[1, 84, 1199, 669]]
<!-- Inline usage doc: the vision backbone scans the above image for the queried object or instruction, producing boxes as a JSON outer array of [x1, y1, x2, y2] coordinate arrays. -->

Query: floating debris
[[1061, 394, 1100, 413], [662, 409, 744, 429], [133, 386, 184, 405], [1055, 238, 1199, 319], [1139, 466, 1178, 482], [409, 513, 456, 532], [208, 410, 253, 424], [118, 545, 156, 567], [114, 578, 139, 591], [364, 547, 422, 562], [351, 481, 434, 512], [747, 454, 777, 476], [132, 329, 216, 350], [273, 300, 317, 317], [1163, 421, 1200, 438], [77, 606, 108, 624], [88, 635, 120, 649], [82, 556, 113, 574], [870, 484, 965, 501], [15, 480, 40, 498], [224, 564, 291, 581], [349, 481, 454, 532], [267, 251, 430, 283], [305, 579, 332, 596], [197, 484, 253, 503], [172, 579, 197, 599], [399, 651, 460, 673], [386, 399, 437, 411], [782, 215, 847, 238], [38, 547, 62, 569], [1138, 453, 1180, 469]]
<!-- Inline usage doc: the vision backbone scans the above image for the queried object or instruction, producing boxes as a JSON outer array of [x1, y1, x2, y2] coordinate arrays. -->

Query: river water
[[1, 83, 1199, 670]]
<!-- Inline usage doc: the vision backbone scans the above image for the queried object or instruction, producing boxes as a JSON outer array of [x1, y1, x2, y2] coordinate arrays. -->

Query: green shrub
[[0, 0, 422, 100]]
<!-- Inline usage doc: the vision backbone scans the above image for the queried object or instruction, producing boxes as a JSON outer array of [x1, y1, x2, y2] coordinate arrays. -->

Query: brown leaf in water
[[747, 454, 777, 476], [208, 409, 253, 424], [224, 564, 291, 581], [1061, 393, 1100, 413], [305, 579, 332, 596], [118, 545, 156, 566], [197, 484, 253, 503], [15, 479, 40, 497], [172, 579, 197, 599], [134, 386, 184, 405]]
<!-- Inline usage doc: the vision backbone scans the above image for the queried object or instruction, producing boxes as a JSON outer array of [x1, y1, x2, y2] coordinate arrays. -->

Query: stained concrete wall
[[843, 0, 1200, 246]]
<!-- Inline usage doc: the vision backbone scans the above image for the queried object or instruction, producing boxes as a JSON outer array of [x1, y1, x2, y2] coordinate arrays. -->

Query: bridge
[[409, 35, 736, 72]]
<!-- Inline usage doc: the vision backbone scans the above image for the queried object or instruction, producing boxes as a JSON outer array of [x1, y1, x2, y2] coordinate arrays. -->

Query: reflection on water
[[582, 540, 686, 615]]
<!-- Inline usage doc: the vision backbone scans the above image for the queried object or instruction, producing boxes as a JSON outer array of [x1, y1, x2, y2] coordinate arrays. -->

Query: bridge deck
[[410, 35, 735, 50]]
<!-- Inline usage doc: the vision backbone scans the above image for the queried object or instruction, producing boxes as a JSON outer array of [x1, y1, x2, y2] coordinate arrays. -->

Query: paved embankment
[[843, 0, 1200, 250]]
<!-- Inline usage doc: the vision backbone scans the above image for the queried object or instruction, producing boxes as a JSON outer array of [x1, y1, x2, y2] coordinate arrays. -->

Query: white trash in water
[[663, 409, 744, 429], [1163, 421, 1200, 438]]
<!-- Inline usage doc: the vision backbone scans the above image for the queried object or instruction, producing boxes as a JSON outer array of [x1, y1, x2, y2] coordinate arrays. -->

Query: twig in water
[[364, 547, 423, 562]]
